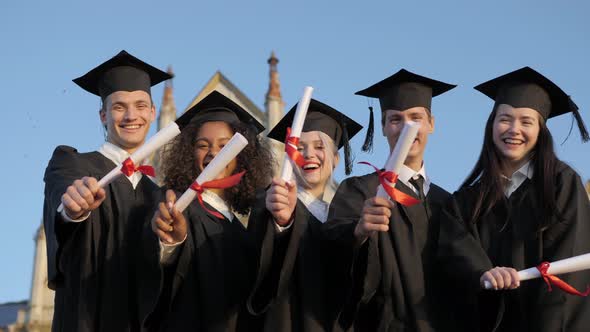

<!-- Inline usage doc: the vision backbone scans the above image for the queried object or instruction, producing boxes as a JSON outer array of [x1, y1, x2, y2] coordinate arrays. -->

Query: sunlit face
[[297, 131, 334, 190], [193, 121, 237, 180], [100, 90, 155, 154], [382, 106, 434, 167], [492, 104, 541, 171]]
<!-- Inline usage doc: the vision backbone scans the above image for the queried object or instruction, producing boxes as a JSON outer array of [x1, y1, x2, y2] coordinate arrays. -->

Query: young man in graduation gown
[[323, 69, 457, 332], [246, 99, 363, 332], [43, 50, 171, 332]]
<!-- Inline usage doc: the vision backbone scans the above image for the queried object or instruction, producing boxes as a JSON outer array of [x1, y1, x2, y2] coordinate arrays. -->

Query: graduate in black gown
[[246, 99, 363, 331], [140, 91, 274, 332], [324, 69, 457, 332], [437, 67, 590, 332], [43, 51, 171, 332]]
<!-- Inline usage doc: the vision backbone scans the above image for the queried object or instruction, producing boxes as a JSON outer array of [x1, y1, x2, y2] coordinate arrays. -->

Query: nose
[[507, 121, 520, 135], [123, 106, 139, 121], [301, 146, 313, 159], [208, 145, 221, 158]]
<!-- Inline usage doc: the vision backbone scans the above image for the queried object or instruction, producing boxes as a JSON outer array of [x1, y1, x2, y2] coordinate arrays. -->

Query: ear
[[333, 153, 340, 169], [99, 109, 107, 125], [428, 115, 435, 134], [150, 104, 156, 122]]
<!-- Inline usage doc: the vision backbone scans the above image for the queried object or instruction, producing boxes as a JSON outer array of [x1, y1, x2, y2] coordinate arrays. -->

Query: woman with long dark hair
[[139, 91, 274, 332], [246, 99, 362, 331], [438, 67, 590, 331]]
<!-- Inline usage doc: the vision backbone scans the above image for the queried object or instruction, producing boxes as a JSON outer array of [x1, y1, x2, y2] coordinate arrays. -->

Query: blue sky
[[0, 1, 588, 302]]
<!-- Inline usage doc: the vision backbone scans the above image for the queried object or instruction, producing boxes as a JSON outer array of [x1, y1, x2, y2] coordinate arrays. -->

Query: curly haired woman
[[140, 91, 274, 332]]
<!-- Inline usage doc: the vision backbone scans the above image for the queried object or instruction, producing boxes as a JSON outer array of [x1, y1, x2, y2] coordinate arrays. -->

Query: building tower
[[264, 51, 285, 175]]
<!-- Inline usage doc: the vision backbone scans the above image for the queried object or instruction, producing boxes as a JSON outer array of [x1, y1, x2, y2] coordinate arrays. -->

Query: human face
[[492, 104, 540, 173], [382, 106, 434, 171], [100, 90, 155, 154], [193, 121, 237, 180], [297, 131, 334, 193]]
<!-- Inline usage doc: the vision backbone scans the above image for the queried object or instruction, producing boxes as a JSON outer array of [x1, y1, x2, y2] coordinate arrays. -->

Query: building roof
[[184, 71, 264, 123], [0, 301, 26, 327]]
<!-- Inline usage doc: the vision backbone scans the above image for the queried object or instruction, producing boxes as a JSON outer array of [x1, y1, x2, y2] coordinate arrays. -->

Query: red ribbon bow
[[189, 171, 246, 219], [537, 261, 590, 296], [284, 127, 306, 167], [358, 161, 420, 206], [121, 158, 155, 177]]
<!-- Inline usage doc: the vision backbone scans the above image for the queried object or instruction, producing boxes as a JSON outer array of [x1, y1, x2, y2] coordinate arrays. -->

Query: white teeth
[[122, 125, 141, 129], [504, 138, 522, 144], [303, 164, 319, 170]]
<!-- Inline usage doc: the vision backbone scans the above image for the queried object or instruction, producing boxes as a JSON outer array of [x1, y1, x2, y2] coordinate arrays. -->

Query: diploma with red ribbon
[[280, 86, 313, 181], [483, 253, 590, 296], [360, 121, 421, 206], [358, 162, 420, 206], [174, 132, 249, 213], [58, 122, 183, 212]]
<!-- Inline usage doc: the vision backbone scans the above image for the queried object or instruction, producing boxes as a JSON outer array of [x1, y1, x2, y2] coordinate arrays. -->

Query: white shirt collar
[[397, 163, 430, 196], [503, 161, 534, 198], [202, 190, 234, 222], [297, 187, 329, 223], [97, 142, 144, 189]]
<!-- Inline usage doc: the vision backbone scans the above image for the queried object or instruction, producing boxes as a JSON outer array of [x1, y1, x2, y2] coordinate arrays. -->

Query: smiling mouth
[[302, 163, 320, 172], [120, 124, 143, 130], [503, 138, 524, 146]]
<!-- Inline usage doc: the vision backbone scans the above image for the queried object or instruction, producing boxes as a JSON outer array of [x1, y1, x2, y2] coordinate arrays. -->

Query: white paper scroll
[[376, 121, 420, 198], [280, 86, 314, 181], [174, 132, 249, 213], [58, 122, 182, 212], [483, 253, 590, 289]]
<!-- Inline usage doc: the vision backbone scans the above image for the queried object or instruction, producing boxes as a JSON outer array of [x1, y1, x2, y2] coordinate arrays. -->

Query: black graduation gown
[[438, 161, 590, 332], [141, 198, 261, 332], [247, 198, 350, 332], [323, 172, 453, 332], [43, 145, 160, 332]]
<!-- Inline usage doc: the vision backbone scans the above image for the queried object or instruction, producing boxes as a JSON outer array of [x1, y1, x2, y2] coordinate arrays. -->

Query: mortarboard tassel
[[569, 96, 589, 142], [342, 125, 353, 175], [362, 106, 374, 152]]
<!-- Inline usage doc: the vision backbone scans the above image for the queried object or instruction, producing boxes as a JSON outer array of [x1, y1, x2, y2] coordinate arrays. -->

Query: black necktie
[[410, 175, 430, 218], [410, 175, 425, 200]]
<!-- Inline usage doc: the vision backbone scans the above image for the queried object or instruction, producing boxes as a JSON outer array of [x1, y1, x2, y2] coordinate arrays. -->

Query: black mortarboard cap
[[355, 69, 456, 151], [178, 90, 265, 135], [267, 98, 363, 174], [73, 50, 172, 101], [475, 66, 588, 142]]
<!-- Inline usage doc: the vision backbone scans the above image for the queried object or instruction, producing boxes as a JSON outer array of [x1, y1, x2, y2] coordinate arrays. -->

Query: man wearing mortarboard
[[324, 69, 457, 331], [43, 50, 171, 332]]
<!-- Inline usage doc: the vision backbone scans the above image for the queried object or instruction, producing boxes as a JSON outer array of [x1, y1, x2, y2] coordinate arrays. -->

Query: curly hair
[[160, 119, 275, 215]]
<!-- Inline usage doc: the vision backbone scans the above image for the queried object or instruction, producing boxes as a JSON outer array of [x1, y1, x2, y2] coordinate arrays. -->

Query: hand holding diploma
[[61, 176, 107, 220], [482, 253, 590, 296], [266, 178, 298, 227], [152, 190, 188, 244]]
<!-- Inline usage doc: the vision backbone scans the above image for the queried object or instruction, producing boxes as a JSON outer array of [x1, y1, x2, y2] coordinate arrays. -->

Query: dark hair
[[160, 119, 274, 215], [461, 107, 560, 232]]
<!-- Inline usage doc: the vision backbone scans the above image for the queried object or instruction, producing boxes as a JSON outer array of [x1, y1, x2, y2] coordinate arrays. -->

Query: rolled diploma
[[483, 252, 590, 289], [280, 86, 314, 181], [58, 122, 181, 212], [376, 121, 420, 197], [174, 132, 249, 213]]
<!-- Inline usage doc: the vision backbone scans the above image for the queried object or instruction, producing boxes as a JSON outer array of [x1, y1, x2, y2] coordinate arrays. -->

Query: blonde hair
[[291, 131, 339, 193]]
